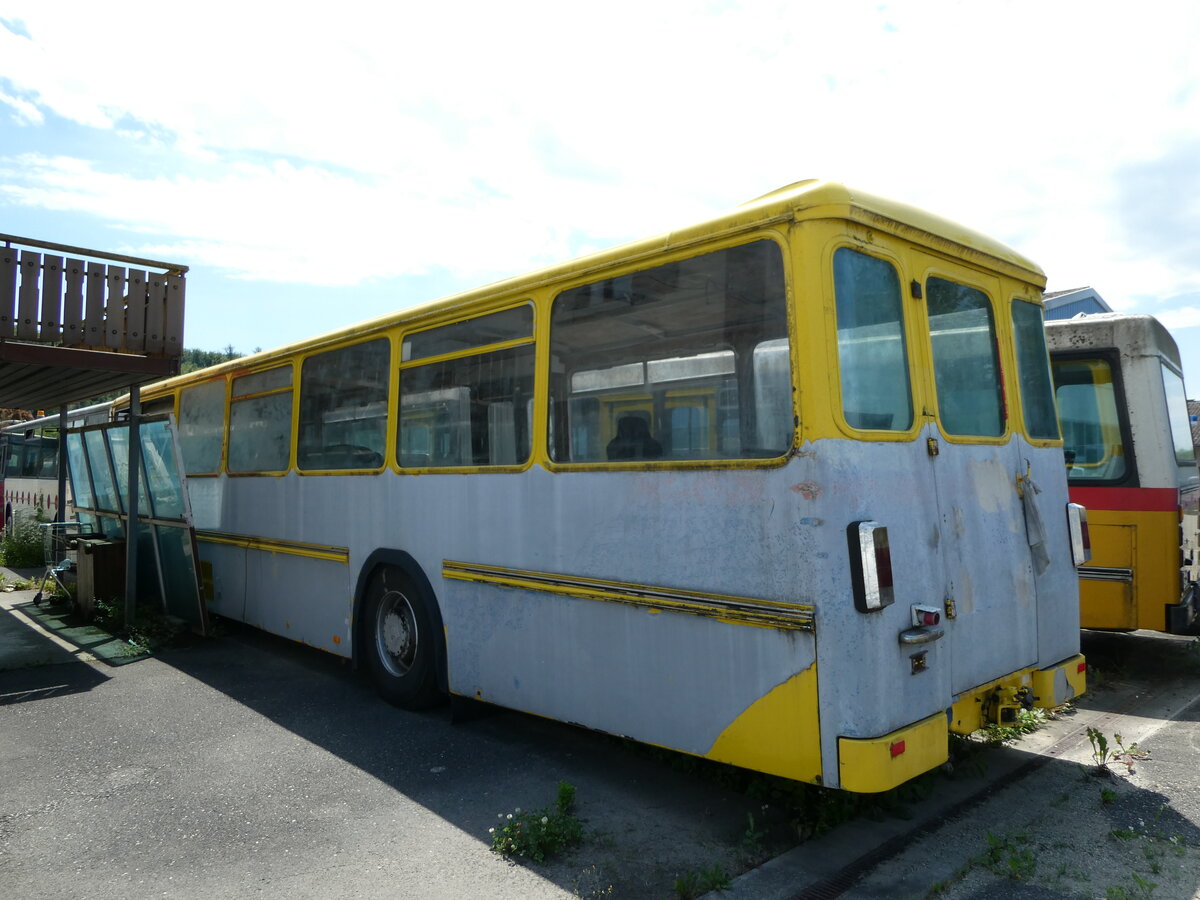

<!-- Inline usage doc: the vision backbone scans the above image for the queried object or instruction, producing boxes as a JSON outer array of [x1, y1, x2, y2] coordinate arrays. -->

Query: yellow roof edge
[[140, 179, 1044, 395]]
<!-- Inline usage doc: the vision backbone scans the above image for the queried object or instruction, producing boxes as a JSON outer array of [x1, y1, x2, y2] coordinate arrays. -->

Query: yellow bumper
[[950, 654, 1087, 734], [838, 712, 948, 793]]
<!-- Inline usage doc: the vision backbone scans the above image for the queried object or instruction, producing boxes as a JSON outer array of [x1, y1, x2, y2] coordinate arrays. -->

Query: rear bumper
[[836, 655, 1087, 793], [838, 712, 948, 794], [1166, 582, 1198, 634], [949, 654, 1086, 735]]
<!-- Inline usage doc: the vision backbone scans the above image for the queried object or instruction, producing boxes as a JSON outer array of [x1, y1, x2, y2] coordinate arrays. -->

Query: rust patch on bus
[[789, 481, 822, 500]]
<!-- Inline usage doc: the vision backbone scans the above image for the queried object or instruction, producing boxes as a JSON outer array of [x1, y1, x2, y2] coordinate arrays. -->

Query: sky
[[2, 1, 1199, 396]]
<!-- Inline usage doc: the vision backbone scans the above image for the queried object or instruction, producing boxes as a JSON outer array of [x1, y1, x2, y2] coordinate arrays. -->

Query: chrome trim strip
[[1077, 566, 1134, 583]]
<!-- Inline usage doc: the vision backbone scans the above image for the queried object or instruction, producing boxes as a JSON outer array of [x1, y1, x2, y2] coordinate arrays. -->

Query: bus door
[[916, 259, 1040, 696]]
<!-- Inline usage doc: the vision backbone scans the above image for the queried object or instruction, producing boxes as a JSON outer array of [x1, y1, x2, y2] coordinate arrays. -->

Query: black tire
[[362, 566, 444, 710]]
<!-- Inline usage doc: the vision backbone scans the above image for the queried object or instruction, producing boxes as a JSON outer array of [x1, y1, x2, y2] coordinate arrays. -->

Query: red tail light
[[848, 521, 894, 613], [1067, 503, 1091, 566]]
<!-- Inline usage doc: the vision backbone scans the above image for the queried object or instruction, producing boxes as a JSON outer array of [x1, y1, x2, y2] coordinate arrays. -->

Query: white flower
[[488, 828, 494, 834], [515, 807, 522, 814], [507, 813, 513, 820], [541, 817, 549, 825]]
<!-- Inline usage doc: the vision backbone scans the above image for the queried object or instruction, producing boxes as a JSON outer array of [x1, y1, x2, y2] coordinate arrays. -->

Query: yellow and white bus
[[1047, 313, 1199, 632], [122, 180, 1088, 792]]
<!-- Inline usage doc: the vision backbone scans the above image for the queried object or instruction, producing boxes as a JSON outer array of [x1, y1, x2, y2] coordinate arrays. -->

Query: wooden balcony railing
[[0, 234, 186, 358]]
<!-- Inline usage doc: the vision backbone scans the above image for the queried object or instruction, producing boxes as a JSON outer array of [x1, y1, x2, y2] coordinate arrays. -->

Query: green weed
[[981, 831, 1036, 880], [490, 781, 583, 863], [0, 518, 45, 567], [672, 863, 730, 899], [981, 707, 1047, 745], [1087, 727, 1148, 774], [1105, 871, 1158, 899]]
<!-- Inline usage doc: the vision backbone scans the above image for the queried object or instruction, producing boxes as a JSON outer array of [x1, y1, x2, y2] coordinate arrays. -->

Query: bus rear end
[[787, 197, 1086, 791], [1048, 313, 1200, 633]]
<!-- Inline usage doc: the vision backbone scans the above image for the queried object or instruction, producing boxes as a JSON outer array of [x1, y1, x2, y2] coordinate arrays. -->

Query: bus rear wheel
[[363, 566, 443, 710]]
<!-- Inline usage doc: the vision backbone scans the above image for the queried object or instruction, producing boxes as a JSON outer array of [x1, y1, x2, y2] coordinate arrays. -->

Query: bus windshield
[[1052, 358, 1127, 481]]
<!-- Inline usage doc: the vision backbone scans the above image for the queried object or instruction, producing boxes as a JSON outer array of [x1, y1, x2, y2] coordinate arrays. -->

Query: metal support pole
[[124, 386, 141, 627], [56, 404, 67, 527]]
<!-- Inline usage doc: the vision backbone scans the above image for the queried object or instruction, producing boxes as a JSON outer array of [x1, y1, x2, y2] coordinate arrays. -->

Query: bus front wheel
[[363, 566, 443, 710]]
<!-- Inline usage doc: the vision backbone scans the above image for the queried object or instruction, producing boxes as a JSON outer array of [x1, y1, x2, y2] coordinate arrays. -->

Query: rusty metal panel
[[125, 268, 147, 352], [0, 244, 16, 338], [104, 266, 126, 350], [163, 274, 184, 357], [17, 250, 40, 340], [63, 258, 86, 347], [40, 255, 64, 342], [85, 262, 107, 348]]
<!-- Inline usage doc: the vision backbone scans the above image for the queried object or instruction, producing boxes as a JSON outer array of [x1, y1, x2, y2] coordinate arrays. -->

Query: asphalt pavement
[[3, 577, 1199, 900], [0, 582, 760, 900]]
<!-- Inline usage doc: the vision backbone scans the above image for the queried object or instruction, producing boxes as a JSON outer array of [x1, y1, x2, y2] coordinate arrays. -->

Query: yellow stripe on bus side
[[195, 531, 349, 564], [442, 560, 815, 631]]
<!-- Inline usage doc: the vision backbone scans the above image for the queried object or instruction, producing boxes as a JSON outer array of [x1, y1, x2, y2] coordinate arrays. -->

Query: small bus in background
[[1, 403, 112, 528], [1047, 313, 1199, 633]]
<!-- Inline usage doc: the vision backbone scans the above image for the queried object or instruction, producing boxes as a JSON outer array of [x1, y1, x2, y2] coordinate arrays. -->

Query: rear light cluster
[[911, 606, 941, 627], [1066, 503, 1091, 566], [848, 521, 893, 613]]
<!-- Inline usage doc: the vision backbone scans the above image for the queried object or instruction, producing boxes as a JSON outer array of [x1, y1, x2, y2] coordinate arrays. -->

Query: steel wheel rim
[[375, 589, 418, 677]]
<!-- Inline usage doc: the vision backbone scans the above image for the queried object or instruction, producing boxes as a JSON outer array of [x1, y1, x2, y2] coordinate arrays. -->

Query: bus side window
[[178, 381, 225, 475], [549, 240, 791, 463], [832, 248, 912, 432], [398, 305, 535, 469], [1161, 363, 1196, 468], [228, 366, 293, 474], [298, 339, 390, 471]]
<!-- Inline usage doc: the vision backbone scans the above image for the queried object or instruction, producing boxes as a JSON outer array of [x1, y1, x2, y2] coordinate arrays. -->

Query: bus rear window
[[1011, 300, 1059, 440], [1052, 358, 1127, 481], [833, 248, 913, 431], [927, 278, 1004, 437], [548, 240, 791, 463]]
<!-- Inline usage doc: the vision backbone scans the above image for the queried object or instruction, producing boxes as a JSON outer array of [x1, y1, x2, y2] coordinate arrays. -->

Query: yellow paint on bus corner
[[705, 666, 821, 784], [838, 712, 948, 793], [1032, 653, 1086, 708]]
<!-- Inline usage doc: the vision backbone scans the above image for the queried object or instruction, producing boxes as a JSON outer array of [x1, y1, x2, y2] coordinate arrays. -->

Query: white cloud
[[1157, 306, 1200, 331], [1, 0, 1200, 328], [0, 88, 41, 124]]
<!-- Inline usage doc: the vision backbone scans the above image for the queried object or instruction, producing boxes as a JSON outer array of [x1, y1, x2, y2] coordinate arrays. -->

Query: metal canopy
[[0, 233, 186, 412], [0, 340, 178, 410]]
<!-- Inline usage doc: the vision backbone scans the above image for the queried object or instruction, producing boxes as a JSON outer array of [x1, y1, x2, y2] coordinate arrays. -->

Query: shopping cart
[[32, 521, 97, 605]]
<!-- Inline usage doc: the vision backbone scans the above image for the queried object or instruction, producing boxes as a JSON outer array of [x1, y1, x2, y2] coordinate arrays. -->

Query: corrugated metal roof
[[1044, 298, 1111, 320]]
